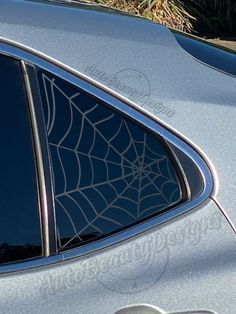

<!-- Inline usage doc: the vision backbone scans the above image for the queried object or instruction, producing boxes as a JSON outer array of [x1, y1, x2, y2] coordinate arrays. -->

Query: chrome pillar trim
[[21, 61, 50, 257], [0, 40, 214, 273], [21, 61, 57, 257]]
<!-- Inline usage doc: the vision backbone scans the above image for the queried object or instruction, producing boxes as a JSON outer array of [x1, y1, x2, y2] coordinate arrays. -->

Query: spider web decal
[[38, 71, 183, 250]]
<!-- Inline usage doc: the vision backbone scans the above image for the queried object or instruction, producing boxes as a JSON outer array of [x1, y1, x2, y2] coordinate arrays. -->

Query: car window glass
[[37, 69, 185, 250], [0, 55, 42, 264]]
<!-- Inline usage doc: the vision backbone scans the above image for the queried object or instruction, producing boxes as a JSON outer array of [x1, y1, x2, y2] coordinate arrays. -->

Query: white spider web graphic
[[39, 71, 183, 249]]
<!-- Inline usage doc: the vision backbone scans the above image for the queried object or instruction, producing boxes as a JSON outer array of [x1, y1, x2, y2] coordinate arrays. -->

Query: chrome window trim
[[21, 61, 57, 257], [0, 40, 213, 274]]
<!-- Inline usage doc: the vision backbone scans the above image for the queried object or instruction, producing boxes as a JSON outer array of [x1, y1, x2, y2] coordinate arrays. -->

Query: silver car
[[0, 1, 235, 313]]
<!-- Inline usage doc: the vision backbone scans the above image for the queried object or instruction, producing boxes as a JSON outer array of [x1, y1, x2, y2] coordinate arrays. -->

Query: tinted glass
[[0, 55, 42, 264], [37, 69, 185, 250], [172, 30, 236, 77]]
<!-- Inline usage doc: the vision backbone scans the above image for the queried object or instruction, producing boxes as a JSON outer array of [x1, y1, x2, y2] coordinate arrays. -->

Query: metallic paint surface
[[0, 1, 235, 313], [0, 201, 235, 313], [0, 41, 212, 273], [0, 0, 235, 228]]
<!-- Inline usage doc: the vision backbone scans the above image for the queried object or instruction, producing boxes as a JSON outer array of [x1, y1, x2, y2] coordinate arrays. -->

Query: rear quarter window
[[37, 69, 186, 251]]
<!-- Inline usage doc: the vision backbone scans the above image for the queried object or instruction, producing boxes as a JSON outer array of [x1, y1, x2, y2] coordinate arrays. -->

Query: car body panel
[[0, 0, 235, 230], [0, 200, 235, 313], [0, 1, 235, 313]]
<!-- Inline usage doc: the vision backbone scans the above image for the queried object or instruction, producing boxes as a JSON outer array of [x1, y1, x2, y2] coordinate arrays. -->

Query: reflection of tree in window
[[38, 70, 184, 250]]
